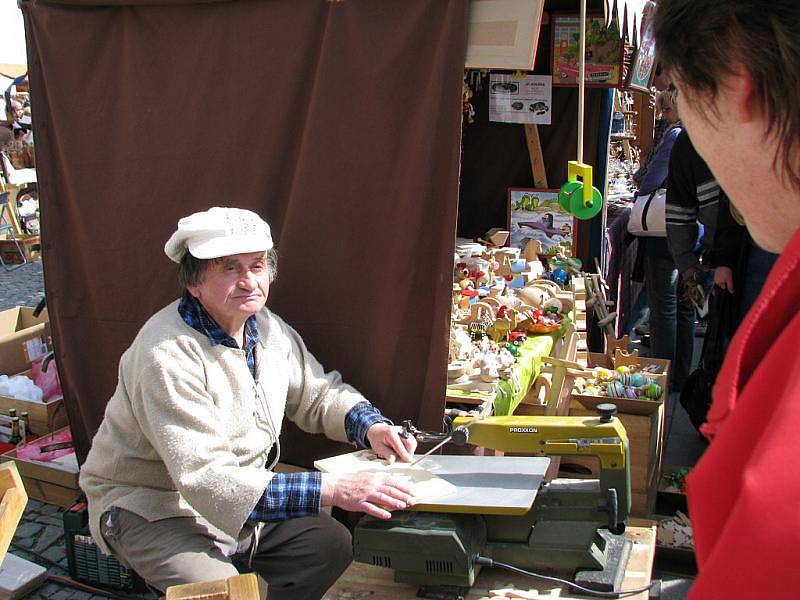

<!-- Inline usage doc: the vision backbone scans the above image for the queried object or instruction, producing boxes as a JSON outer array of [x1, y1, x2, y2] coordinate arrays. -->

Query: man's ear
[[186, 285, 201, 301]]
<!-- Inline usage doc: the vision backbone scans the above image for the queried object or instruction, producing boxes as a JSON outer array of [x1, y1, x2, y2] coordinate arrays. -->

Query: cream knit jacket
[[79, 300, 365, 554]]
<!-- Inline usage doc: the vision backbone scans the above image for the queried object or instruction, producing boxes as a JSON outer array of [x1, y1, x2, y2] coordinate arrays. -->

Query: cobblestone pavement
[[0, 260, 44, 312], [2, 261, 152, 599]]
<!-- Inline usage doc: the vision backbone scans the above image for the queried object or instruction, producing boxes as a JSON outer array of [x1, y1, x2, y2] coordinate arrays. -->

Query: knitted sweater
[[79, 300, 365, 554]]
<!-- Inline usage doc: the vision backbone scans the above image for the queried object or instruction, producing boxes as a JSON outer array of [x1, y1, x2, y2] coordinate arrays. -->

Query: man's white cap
[[164, 207, 274, 263]]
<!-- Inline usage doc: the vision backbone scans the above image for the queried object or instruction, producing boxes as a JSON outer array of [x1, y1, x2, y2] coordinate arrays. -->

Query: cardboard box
[[0, 306, 50, 376], [0, 234, 41, 265], [2, 429, 80, 507]]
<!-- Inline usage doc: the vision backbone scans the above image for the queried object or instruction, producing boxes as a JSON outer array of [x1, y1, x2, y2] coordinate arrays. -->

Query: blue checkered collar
[[178, 292, 261, 352]]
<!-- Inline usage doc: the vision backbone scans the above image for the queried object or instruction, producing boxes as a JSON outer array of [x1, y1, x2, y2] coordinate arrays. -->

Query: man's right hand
[[714, 266, 735, 293], [321, 472, 417, 520]]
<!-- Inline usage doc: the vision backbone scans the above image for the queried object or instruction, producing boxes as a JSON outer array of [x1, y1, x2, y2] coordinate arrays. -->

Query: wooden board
[[0, 462, 27, 566], [166, 573, 261, 600], [2, 432, 80, 508], [316, 451, 549, 516], [324, 522, 657, 599], [524, 125, 548, 188]]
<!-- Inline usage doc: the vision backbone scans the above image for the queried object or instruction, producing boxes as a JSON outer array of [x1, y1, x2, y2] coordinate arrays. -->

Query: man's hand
[[714, 266, 735, 293], [366, 423, 417, 464], [321, 471, 417, 519]]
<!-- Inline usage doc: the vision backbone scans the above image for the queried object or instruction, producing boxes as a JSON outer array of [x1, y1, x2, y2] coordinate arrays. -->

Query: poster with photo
[[508, 188, 575, 256], [489, 74, 552, 125], [551, 14, 623, 87]]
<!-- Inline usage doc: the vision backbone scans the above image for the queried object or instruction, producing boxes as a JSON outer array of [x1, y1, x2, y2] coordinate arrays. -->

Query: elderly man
[[79, 207, 418, 599], [654, 1, 800, 597]]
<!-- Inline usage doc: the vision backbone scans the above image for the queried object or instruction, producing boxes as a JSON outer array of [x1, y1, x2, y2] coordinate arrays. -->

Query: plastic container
[[62, 502, 147, 592]]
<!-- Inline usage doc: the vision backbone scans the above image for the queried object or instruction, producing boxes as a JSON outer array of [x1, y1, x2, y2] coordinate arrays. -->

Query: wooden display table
[[324, 521, 656, 600]]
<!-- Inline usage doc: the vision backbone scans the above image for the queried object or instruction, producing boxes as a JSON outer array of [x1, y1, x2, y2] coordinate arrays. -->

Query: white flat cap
[[164, 206, 274, 263]]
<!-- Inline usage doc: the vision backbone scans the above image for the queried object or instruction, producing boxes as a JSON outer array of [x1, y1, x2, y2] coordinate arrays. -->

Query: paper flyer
[[489, 74, 552, 125]]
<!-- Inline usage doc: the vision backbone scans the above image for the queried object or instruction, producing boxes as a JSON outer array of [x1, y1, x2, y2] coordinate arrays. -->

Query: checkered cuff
[[345, 401, 392, 448], [249, 472, 322, 522]]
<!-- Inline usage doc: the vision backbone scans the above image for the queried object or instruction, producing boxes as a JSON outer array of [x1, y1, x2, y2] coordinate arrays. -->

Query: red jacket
[[688, 228, 800, 598]]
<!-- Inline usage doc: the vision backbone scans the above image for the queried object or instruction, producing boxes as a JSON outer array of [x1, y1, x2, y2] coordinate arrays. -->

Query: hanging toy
[[559, 162, 603, 220], [558, 0, 603, 221]]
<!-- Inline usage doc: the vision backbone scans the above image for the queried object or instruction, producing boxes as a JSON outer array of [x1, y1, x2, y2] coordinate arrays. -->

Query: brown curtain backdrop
[[23, 0, 468, 464]]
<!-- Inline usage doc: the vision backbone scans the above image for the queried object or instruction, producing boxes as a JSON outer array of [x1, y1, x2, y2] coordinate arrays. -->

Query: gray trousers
[[101, 508, 352, 600]]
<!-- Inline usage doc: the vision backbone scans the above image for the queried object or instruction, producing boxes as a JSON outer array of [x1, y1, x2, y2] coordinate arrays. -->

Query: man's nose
[[239, 271, 258, 288]]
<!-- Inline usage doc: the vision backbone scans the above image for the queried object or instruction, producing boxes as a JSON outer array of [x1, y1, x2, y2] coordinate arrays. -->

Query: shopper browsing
[[654, 1, 800, 597]]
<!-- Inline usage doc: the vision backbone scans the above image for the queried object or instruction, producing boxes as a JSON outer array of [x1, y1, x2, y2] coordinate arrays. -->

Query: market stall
[[7, 0, 671, 597]]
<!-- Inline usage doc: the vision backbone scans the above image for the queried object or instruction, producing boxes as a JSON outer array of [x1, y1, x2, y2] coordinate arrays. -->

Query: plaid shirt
[[178, 292, 260, 379], [178, 294, 390, 522]]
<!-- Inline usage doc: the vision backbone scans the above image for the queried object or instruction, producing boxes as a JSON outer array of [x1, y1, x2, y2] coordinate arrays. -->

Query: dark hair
[[177, 248, 278, 290], [654, 0, 800, 189]]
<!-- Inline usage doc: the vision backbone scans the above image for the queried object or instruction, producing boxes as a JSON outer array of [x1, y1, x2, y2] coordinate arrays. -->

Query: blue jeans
[[740, 241, 778, 320], [644, 254, 696, 392]]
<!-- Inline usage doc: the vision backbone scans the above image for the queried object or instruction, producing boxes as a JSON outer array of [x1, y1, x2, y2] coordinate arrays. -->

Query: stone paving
[[2, 261, 152, 599]]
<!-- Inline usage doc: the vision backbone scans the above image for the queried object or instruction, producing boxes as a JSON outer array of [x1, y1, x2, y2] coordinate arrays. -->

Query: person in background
[[666, 130, 778, 319], [655, 1, 800, 597], [633, 75, 673, 187], [665, 130, 742, 287], [80, 207, 418, 599], [631, 87, 695, 391]]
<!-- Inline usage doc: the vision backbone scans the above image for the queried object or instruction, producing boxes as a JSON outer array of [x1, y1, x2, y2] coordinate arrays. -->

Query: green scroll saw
[[352, 406, 633, 593]]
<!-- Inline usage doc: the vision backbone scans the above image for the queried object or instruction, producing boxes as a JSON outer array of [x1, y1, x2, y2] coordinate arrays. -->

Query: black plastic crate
[[62, 502, 147, 592]]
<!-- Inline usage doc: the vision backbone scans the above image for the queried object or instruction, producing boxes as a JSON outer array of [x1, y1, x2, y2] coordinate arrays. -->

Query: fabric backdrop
[[22, 0, 468, 464]]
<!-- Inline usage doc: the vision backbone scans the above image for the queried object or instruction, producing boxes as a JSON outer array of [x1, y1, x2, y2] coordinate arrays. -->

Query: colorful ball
[[644, 382, 663, 399], [615, 365, 630, 375], [606, 381, 627, 398], [629, 373, 647, 387], [618, 373, 632, 386]]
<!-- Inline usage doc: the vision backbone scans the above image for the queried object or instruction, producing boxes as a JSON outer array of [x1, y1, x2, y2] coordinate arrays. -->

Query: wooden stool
[[166, 573, 263, 600]]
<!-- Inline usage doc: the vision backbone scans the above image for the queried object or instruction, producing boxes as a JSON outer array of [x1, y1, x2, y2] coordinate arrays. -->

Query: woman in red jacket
[[654, 1, 800, 598]]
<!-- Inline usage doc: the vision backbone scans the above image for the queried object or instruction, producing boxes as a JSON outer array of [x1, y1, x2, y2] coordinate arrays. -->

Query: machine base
[[575, 531, 632, 592]]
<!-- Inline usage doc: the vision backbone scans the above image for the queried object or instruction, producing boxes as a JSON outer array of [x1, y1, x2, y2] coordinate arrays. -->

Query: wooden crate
[[0, 234, 40, 265], [564, 388, 665, 518], [0, 395, 67, 437], [2, 429, 80, 508], [0, 370, 68, 436], [587, 352, 670, 375]]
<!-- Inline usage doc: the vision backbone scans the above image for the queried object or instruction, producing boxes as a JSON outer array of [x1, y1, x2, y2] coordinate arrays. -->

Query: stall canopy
[[22, 0, 469, 464]]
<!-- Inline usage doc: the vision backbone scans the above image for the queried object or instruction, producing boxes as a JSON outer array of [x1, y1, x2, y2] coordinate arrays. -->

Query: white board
[[315, 450, 550, 515]]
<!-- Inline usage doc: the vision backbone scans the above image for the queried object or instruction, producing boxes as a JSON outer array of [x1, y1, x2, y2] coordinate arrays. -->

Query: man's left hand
[[366, 423, 417, 464]]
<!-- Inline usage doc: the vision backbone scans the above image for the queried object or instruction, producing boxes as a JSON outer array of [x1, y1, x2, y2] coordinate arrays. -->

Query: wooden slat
[[523, 124, 548, 188], [166, 573, 261, 600], [0, 461, 27, 566]]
